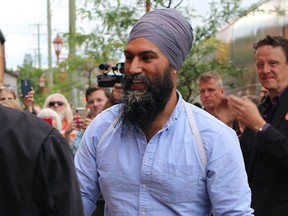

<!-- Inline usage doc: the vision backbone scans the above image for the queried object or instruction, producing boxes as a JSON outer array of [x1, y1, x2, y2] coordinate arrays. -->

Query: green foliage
[[17, 61, 72, 107], [17, 0, 258, 106], [178, 0, 256, 101], [73, 0, 257, 102], [76, 0, 139, 63], [17, 63, 47, 106]]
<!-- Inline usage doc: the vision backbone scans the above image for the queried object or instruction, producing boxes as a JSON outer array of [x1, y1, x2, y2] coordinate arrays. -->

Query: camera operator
[[103, 82, 123, 109], [97, 62, 124, 109], [97, 62, 124, 87]]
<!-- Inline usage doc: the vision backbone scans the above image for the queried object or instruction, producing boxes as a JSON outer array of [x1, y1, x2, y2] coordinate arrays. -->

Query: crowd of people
[[1, 7, 288, 216]]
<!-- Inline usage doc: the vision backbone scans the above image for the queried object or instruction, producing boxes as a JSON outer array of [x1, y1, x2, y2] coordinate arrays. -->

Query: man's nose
[[127, 58, 143, 75], [262, 63, 271, 73], [93, 101, 99, 106], [202, 91, 210, 97]]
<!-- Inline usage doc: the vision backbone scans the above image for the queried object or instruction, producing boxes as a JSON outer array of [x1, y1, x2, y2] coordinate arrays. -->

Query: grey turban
[[128, 8, 194, 72]]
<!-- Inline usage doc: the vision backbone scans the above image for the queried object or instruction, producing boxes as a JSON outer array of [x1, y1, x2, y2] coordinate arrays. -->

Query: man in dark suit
[[228, 35, 288, 216], [0, 105, 84, 215]]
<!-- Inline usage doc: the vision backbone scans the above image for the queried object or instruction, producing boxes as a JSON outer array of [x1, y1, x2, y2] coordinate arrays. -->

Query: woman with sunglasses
[[42, 93, 74, 138]]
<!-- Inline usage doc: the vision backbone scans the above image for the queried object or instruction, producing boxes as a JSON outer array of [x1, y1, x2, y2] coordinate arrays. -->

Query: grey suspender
[[97, 102, 211, 212], [98, 102, 207, 171], [97, 116, 120, 148], [184, 102, 207, 171]]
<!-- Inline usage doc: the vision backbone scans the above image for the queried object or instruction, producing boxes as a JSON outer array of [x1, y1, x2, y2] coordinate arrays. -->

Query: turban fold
[[128, 8, 194, 71]]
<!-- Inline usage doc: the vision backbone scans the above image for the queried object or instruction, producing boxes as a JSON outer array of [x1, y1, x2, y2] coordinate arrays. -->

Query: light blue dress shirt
[[74, 92, 254, 216]]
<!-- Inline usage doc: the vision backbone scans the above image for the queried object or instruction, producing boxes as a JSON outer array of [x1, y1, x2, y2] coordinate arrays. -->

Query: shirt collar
[[262, 85, 288, 110], [165, 90, 185, 128], [278, 85, 288, 100]]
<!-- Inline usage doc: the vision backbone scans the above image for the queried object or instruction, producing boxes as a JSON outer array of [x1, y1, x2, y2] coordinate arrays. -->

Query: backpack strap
[[184, 102, 207, 172]]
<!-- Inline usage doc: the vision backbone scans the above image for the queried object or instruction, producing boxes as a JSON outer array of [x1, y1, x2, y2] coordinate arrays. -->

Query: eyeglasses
[[48, 101, 64, 106]]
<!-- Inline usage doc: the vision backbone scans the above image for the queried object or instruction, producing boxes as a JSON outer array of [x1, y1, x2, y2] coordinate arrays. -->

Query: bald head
[[128, 8, 194, 71]]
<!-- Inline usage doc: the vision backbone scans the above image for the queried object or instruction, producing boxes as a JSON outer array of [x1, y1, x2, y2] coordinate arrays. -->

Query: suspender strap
[[184, 102, 213, 214], [98, 102, 207, 171], [97, 116, 120, 149], [97, 103, 211, 213], [184, 102, 207, 171]]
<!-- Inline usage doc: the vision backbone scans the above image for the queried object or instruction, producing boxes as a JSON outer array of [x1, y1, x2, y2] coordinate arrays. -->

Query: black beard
[[120, 66, 174, 129]]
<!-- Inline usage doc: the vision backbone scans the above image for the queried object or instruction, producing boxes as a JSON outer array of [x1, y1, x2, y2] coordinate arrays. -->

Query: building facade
[[218, 0, 288, 96], [0, 30, 18, 91]]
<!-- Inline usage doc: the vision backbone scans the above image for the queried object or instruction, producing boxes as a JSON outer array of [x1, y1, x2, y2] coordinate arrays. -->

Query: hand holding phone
[[21, 79, 31, 97], [75, 108, 87, 129], [76, 107, 87, 119]]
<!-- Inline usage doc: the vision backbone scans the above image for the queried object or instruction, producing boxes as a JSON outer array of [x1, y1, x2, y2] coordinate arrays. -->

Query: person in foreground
[[75, 8, 253, 216], [0, 106, 84, 215], [227, 35, 288, 216]]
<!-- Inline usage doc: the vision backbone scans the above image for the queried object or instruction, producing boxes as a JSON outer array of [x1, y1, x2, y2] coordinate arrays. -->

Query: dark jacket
[[240, 88, 288, 216], [0, 106, 84, 216]]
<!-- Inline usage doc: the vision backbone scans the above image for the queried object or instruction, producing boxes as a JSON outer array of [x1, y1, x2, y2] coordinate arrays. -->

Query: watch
[[258, 126, 263, 132], [256, 123, 266, 134]]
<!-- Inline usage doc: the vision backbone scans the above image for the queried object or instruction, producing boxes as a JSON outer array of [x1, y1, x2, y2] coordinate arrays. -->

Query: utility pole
[[146, 0, 151, 12], [47, 0, 53, 86], [32, 23, 44, 68], [69, 0, 77, 106], [37, 24, 41, 68], [69, 0, 76, 57]]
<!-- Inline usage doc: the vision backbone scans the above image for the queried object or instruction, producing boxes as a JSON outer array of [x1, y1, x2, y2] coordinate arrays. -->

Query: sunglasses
[[0, 86, 16, 92], [48, 101, 64, 106]]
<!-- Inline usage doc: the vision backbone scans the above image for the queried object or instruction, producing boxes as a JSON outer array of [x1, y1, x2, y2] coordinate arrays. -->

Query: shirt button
[[141, 210, 146, 216], [142, 184, 146, 188]]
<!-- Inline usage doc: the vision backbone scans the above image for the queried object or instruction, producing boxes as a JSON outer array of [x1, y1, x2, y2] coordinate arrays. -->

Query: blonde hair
[[37, 108, 63, 130], [0, 87, 17, 100], [0, 100, 23, 111]]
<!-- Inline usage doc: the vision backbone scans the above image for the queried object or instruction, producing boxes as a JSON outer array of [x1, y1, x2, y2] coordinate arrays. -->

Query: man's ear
[[172, 68, 178, 86], [172, 68, 178, 76], [220, 88, 225, 95], [174, 70, 178, 75]]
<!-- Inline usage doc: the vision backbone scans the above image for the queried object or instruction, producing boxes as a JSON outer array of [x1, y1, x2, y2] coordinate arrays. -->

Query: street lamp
[[53, 34, 63, 64]]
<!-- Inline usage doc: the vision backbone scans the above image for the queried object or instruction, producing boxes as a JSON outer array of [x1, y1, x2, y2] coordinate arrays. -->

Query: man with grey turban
[[75, 8, 254, 216]]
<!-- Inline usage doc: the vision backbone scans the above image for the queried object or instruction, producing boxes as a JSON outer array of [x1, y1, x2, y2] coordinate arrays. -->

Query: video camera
[[97, 62, 124, 88]]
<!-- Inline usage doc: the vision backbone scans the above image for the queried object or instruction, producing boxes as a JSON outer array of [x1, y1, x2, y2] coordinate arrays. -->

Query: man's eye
[[143, 56, 153, 61], [256, 63, 263, 68], [125, 55, 133, 62], [125, 58, 132, 62], [208, 89, 216, 93]]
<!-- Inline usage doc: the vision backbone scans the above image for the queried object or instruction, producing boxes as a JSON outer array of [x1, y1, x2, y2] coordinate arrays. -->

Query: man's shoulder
[[86, 104, 122, 136], [0, 106, 55, 146], [184, 102, 235, 140], [96, 104, 121, 123], [1, 105, 52, 127], [187, 103, 226, 127]]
